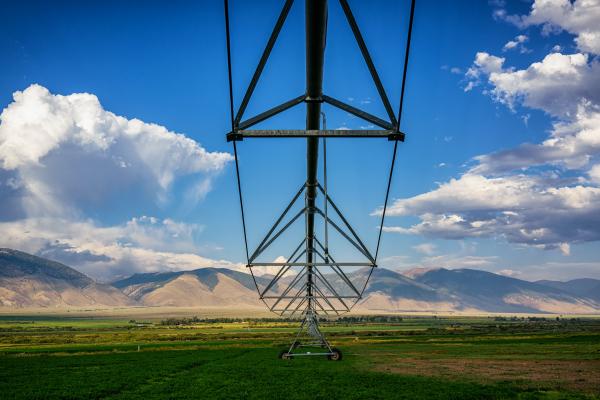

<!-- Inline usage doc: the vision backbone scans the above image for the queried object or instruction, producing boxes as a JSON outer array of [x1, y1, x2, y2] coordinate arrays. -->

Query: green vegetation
[[1, 315, 599, 399]]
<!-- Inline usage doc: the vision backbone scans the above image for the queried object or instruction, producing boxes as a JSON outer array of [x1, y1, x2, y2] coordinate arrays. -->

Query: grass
[[0, 315, 599, 399]]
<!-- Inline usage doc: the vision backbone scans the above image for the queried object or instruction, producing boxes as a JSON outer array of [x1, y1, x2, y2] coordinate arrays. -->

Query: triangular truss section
[[227, 0, 405, 143], [279, 310, 341, 360], [248, 182, 374, 316]]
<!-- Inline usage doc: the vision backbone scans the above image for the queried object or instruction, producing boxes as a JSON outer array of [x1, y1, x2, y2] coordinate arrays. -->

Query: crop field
[[1, 314, 599, 399]]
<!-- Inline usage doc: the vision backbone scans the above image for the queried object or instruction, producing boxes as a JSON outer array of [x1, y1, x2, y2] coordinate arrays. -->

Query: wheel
[[278, 350, 292, 360], [292, 341, 301, 349], [327, 348, 342, 361]]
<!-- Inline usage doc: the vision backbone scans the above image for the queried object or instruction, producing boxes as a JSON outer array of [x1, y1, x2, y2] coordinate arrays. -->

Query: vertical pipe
[[305, 0, 327, 312], [321, 112, 329, 262]]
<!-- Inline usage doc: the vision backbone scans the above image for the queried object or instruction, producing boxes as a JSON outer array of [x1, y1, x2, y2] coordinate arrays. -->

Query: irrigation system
[[224, 0, 415, 360]]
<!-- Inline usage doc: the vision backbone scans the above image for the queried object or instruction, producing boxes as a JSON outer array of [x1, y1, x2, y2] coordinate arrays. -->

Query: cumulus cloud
[[490, 53, 600, 117], [558, 242, 571, 256], [387, 56, 600, 254], [0, 217, 243, 281], [466, 51, 600, 117], [0, 84, 232, 219], [465, 52, 506, 91], [381, 173, 600, 249], [467, 53, 504, 78], [496, 0, 600, 55], [459, 26, 600, 180], [473, 103, 600, 174], [379, 1, 600, 261], [589, 164, 600, 183], [503, 34, 530, 53], [0, 85, 235, 280]]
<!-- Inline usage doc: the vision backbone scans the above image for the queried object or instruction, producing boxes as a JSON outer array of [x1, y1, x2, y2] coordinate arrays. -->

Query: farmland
[[1, 314, 599, 399]]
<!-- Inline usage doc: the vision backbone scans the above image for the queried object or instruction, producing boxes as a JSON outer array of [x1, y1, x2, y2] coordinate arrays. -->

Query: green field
[[1, 315, 599, 399]]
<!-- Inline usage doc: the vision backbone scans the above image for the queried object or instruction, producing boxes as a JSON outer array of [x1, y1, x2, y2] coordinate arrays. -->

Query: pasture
[[0, 314, 599, 399]]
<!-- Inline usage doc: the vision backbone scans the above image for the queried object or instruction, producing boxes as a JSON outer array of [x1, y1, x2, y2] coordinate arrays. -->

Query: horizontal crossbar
[[249, 262, 375, 267], [262, 296, 359, 299], [228, 129, 404, 141]]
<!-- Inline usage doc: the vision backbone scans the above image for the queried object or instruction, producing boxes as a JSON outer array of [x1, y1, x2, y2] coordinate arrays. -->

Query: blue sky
[[1, 0, 599, 281]]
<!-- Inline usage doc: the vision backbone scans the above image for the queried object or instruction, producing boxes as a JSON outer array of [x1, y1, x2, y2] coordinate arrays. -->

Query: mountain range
[[1, 248, 599, 314], [0, 248, 133, 308]]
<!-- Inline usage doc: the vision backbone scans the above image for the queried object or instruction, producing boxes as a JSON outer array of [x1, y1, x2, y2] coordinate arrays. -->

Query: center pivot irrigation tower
[[224, 0, 415, 360]]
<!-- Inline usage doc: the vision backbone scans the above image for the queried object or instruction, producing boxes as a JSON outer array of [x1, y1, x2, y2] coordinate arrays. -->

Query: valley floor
[[0, 315, 599, 399]]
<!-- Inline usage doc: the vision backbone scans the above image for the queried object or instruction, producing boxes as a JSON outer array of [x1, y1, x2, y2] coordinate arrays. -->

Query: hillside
[[1, 249, 599, 313], [354, 268, 464, 312], [112, 268, 268, 308], [536, 279, 600, 303], [0, 248, 134, 308], [413, 268, 599, 313]]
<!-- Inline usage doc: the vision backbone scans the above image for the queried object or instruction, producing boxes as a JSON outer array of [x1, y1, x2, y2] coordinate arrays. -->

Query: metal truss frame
[[226, 0, 405, 143], [247, 181, 375, 317], [223, 0, 416, 359]]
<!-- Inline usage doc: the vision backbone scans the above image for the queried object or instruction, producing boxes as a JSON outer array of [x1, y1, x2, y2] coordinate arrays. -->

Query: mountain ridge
[[412, 268, 599, 313], [535, 278, 600, 303], [0, 248, 598, 313], [0, 248, 134, 308]]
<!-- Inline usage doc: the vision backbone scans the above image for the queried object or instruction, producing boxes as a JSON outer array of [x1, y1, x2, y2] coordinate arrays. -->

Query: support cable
[[373, 0, 416, 266], [224, 0, 250, 265]]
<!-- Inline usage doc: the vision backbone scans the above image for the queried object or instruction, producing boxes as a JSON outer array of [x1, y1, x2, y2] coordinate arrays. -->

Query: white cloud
[[0, 85, 235, 280], [466, 52, 505, 78], [489, 52, 600, 117], [384, 48, 600, 253], [0, 84, 232, 219], [499, 0, 600, 55], [0, 217, 243, 281], [503, 34, 530, 53], [379, 1, 600, 264], [498, 269, 522, 277], [589, 164, 600, 183], [418, 254, 498, 269], [381, 173, 600, 249], [387, 30, 600, 253], [558, 242, 571, 256], [413, 243, 436, 255], [251, 256, 298, 278], [473, 103, 600, 174], [464, 52, 506, 92], [464, 81, 476, 92], [466, 51, 600, 117]]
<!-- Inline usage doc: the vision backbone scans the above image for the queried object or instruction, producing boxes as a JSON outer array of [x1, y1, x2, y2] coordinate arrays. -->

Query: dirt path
[[374, 357, 600, 395]]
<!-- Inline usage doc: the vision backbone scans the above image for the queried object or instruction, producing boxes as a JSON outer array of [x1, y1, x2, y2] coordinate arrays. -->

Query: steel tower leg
[[279, 0, 342, 362], [305, 0, 327, 318]]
